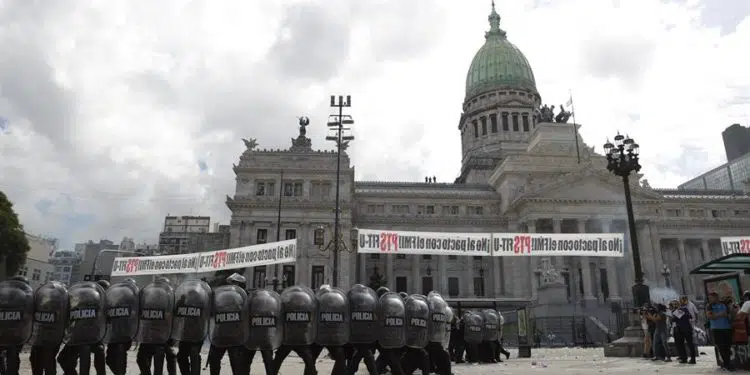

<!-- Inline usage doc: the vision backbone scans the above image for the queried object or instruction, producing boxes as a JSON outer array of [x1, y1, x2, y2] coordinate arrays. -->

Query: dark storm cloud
[[580, 37, 655, 85]]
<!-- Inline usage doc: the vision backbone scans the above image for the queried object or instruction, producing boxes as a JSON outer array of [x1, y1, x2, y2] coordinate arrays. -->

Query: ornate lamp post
[[314, 225, 359, 286], [603, 133, 651, 357], [661, 264, 671, 288]]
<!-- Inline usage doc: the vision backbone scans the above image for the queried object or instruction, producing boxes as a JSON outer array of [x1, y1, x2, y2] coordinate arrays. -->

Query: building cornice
[[355, 216, 508, 227]]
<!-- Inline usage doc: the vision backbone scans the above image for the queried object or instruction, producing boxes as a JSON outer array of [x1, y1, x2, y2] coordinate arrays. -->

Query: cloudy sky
[[1, 0, 749, 248]]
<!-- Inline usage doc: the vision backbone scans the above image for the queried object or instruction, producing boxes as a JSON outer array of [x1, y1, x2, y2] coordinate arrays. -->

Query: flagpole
[[569, 90, 581, 164]]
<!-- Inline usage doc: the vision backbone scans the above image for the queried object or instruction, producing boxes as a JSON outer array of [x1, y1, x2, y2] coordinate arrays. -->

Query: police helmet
[[10, 275, 29, 284], [96, 280, 111, 290]]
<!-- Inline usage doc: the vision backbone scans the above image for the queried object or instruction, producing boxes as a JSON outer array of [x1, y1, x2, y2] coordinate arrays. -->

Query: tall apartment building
[[158, 215, 230, 255], [49, 249, 81, 285]]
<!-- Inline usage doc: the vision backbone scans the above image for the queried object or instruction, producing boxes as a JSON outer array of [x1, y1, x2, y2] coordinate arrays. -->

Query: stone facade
[[227, 122, 750, 305], [226, 6, 750, 306]]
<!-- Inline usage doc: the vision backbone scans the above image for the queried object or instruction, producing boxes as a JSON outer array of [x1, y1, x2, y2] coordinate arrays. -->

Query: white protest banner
[[356, 229, 624, 257], [111, 239, 298, 276], [720, 237, 750, 256], [491, 233, 624, 257], [195, 239, 297, 273], [357, 229, 494, 257]]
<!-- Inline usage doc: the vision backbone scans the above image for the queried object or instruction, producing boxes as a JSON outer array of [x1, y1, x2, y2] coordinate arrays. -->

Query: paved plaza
[[14, 347, 724, 374]]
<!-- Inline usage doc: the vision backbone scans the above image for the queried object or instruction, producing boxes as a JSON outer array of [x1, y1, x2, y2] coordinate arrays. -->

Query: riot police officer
[[104, 278, 139, 375], [271, 285, 319, 375], [207, 273, 252, 375], [30, 281, 68, 375], [399, 295, 430, 375], [172, 279, 211, 375], [344, 284, 379, 375], [0, 276, 34, 375], [424, 292, 452, 375], [136, 277, 176, 375], [310, 286, 349, 375], [57, 280, 108, 375]]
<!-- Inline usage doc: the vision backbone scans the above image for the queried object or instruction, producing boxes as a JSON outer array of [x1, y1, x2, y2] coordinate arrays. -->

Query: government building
[[226, 4, 750, 311]]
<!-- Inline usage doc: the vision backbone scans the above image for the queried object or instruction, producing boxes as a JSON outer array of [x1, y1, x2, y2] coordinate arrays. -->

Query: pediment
[[519, 168, 663, 203]]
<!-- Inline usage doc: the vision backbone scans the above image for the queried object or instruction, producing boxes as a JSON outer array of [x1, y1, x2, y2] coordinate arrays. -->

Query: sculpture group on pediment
[[242, 138, 259, 151], [534, 104, 573, 124]]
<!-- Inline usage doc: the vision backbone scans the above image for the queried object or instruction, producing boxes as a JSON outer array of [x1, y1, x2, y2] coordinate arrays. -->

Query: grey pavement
[[15, 347, 724, 374]]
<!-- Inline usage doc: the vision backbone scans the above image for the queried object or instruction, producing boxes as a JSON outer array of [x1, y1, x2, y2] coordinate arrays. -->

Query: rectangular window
[[448, 255, 457, 260], [311, 182, 332, 199], [522, 115, 530, 131], [417, 205, 435, 215], [285, 229, 297, 240], [490, 114, 498, 133], [396, 254, 406, 259], [512, 114, 519, 131], [32, 269, 41, 281], [502, 113, 509, 131], [392, 205, 410, 214], [448, 277, 459, 297], [396, 277, 407, 293], [311, 265, 325, 290], [422, 255, 432, 260], [283, 265, 296, 286], [256, 229, 268, 244], [442, 205, 459, 215], [256, 181, 275, 196], [472, 120, 478, 138], [468, 206, 484, 216], [284, 182, 303, 197], [369, 253, 380, 259], [599, 268, 609, 301], [422, 277, 434, 295], [473, 277, 485, 297], [367, 204, 386, 214], [481, 117, 487, 135], [253, 266, 266, 289]]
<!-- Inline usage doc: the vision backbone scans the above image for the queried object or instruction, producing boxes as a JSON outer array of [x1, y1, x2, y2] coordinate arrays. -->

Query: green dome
[[465, 5, 537, 99]]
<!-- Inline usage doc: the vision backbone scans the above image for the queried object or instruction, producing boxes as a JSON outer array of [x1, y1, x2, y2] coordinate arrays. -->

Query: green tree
[[0, 191, 30, 280], [368, 269, 387, 290]]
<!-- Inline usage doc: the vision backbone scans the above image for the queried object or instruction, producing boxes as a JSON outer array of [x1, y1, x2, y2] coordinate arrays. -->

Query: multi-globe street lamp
[[603, 133, 650, 308]]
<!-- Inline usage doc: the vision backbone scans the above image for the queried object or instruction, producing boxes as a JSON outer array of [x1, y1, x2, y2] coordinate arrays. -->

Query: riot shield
[[66, 281, 107, 345], [280, 285, 317, 346], [347, 284, 378, 344], [377, 292, 406, 349], [171, 279, 211, 343], [209, 284, 249, 348], [0, 280, 34, 346], [246, 289, 283, 350], [442, 307, 454, 349], [104, 281, 139, 344], [315, 287, 349, 346], [426, 292, 449, 344], [404, 294, 430, 349], [482, 309, 500, 342], [463, 311, 484, 344], [136, 281, 174, 344], [29, 281, 68, 347]]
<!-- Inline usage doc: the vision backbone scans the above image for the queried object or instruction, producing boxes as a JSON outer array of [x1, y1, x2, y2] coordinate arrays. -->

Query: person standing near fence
[[707, 292, 734, 371]]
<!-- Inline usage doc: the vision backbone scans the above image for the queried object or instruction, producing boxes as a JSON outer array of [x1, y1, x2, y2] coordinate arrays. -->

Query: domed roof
[[465, 4, 537, 99]]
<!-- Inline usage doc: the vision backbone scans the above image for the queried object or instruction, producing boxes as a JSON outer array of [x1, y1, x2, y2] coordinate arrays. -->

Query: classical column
[[359, 253, 366, 284], [492, 256, 502, 297], [386, 254, 395, 290], [527, 220, 538, 301], [577, 220, 596, 304], [412, 256, 421, 294], [464, 257, 474, 297], [700, 238, 711, 262], [438, 255, 448, 295], [602, 221, 620, 301], [676, 239, 692, 295], [552, 218, 563, 268]]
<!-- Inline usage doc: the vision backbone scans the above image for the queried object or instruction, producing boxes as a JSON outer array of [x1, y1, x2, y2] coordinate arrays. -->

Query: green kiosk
[[690, 253, 750, 370]]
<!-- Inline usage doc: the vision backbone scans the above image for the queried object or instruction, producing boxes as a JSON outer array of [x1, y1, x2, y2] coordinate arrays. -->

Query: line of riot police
[[0, 273, 510, 375]]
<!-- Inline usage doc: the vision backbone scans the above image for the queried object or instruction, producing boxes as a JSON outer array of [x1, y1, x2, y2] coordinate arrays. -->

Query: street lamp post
[[661, 264, 671, 288], [603, 133, 651, 357], [316, 95, 355, 288]]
